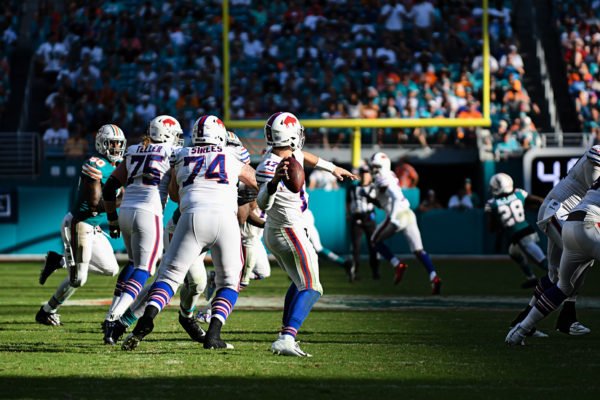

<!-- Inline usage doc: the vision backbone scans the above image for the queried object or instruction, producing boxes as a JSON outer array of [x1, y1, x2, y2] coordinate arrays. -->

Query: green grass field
[[1, 258, 600, 399]]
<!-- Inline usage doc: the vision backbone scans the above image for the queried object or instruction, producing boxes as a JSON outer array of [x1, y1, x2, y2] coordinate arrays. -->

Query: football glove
[[237, 187, 258, 206]]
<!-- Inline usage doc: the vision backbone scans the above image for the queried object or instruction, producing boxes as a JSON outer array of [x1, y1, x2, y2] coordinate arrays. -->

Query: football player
[[485, 173, 548, 288], [509, 146, 600, 336], [35, 124, 126, 326], [121, 115, 258, 351], [506, 174, 600, 345], [368, 152, 442, 294], [100, 115, 182, 344], [239, 201, 269, 288], [256, 111, 357, 357]]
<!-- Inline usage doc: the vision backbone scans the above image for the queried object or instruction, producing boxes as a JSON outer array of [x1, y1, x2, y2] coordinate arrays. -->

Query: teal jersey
[[70, 155, 116, 226], [485, 188, 533, 241]]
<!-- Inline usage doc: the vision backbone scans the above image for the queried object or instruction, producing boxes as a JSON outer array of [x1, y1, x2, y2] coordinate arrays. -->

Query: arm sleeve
[[257, 182, 276, 211]]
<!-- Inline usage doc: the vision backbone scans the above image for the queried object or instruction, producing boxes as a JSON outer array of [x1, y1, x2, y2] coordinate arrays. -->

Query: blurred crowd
[[554, 0, 600, 142], [27, 0, 538, 156], [0, 1, 20, 123]]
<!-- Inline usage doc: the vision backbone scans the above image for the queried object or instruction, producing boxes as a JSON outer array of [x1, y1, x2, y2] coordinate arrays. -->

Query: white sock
[[528, 295, 537, 307], [109, 293, 135, 321], [429, 271, 437, 281], [520, 306, 545, 332], [391, 257, 400, 266]]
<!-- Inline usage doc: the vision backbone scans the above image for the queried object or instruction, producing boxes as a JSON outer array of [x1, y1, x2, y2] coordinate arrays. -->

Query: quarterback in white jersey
[[122, 115, 257, 351], [509, 146, 600, 337], [368, 152, 441, 294], [256, 111, 357, 357], [101, 115, 182, 344], [507, 176, 600, 345]]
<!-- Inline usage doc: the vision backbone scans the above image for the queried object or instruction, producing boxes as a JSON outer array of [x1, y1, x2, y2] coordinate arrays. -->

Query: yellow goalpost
[[222, 0, 491, 166]]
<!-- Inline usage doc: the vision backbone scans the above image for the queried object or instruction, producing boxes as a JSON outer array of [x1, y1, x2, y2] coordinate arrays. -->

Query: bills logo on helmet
[[163, 118, 176, 127], [283, 115, 297, 128]]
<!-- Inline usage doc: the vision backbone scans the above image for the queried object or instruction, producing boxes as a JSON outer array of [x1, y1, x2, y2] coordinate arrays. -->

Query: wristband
[[107, 211, 118, 222], [315, 158, 336, 173]]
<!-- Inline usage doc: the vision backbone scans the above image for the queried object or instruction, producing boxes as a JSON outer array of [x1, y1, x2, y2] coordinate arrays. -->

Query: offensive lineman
[[506, 174, 600, 345], [509, 147, 600, 336], [101, 115, 182, 344], [256, 111, 357, 357], [368, 152, 442, 294], [485, 173, 548, 288], [121, 115, 258, 350], [35, 125, 127, 326]]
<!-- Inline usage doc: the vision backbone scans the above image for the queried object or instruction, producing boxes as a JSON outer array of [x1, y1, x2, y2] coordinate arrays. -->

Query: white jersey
[[544, 145, 600, 211], [120, 142, 175, 215], [233, 145, 251, 165], [256, 149, 309, 228], [241, 207, 265, 245], [373, 170, 411, 216], [173, 145, 244, 213]]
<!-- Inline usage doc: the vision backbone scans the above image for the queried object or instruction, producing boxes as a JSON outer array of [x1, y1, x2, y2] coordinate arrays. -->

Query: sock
[[46, 278, 77, 313], [319, 248, 346, 266], [211, 288, 238, 325], [374, 242, 395, 263], [120, 308, 138, 327], [147, 282, 174, 312], [282, 283, 299, 328], [123, 269, 150, 298], [415, 250, 435, 275], [206, 317, 223, 339], [44, 295, 62, 313], [557, 300, 577, 327], [180, 305, 196, 319], [281, 289, 321, 339], [114, 261, 135, 296], [521, 285, 568, 331], [510, 305, 532, 327], [132, 305, 158, 336], [534, 275, 553, 301]]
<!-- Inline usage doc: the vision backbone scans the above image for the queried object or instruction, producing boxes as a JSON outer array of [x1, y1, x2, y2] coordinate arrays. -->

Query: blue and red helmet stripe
[[265, 112, 283, 142]]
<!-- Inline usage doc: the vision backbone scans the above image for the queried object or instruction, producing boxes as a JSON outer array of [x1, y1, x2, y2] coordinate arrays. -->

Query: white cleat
[[271, 334, 312, 357], [530, 329, 549, 338], [505, 323, 527, 346], [567, 321, 591, 336]]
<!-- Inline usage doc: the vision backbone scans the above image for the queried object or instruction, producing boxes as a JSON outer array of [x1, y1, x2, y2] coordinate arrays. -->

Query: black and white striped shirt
[[346, 183, 376, 215]]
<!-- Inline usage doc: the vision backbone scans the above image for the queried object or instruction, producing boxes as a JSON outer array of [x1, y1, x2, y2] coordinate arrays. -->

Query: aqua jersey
[[485, 188, 534, 242], [70, 155, 116, 226]]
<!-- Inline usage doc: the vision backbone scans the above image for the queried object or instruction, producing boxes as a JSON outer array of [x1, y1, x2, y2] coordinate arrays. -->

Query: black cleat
[[35, 306, 62, 326], [104, 320, 127, 345], [344, 260, 356, 283], [179, 313, 206, 343], [121, 315, 154, 351], [521, 278, 537, 289], [39, 251, 64, 285], [203, 336, 234, 350]]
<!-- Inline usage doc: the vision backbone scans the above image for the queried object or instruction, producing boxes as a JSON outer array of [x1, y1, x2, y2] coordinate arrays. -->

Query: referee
[[346, 165, 379, 280]]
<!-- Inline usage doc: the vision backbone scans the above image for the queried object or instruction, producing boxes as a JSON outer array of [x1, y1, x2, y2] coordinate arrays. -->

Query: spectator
[[418, 189, 443, 212], [463, 178, 480, 208], [379, 0, 407, 32], [394, 155, 419, 188], [308, 168, 339, 191], [63, 126, 90, 159], [409, 0, 437, 40], [43, 119, 69, 145], [135, 94, 157, 125], [448, 184, 474, 210]]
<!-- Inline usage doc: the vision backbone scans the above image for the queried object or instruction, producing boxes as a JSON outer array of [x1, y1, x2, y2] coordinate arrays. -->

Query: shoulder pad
[[239, 146, 251, 165], [82, 157, 107, 180]]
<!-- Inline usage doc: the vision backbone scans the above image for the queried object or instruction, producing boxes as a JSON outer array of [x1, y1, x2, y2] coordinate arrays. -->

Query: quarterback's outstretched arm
[[302, 151, 359, 181]]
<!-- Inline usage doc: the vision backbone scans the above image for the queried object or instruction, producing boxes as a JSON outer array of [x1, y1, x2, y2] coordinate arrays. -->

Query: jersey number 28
[[498, 200, 525, 227]]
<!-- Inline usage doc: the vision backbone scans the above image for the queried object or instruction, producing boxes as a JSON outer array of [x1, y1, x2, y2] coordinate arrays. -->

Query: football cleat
[[197, 309, 212, 325], [39, 251, 64, 285], [121, 315, 154, 351], [505, 323, 527, 346], [35, 306, 62, 326], [557, 321, 591, 336], [271, 334, 312, 357], [179, 313, 206, 343], [521, 278, 538, 289], [203, 336, 234, 350], [103, 320, 127, 345], [431, 276, 442, 295], [204, 270, 216, 301], [393, 263, 408, 285], [528, 328, 549, 338], [344, 260, 356, 283]]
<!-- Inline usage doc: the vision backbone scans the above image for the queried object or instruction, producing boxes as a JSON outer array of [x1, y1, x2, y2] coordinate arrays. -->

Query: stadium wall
[[0, 186, 543, 256]]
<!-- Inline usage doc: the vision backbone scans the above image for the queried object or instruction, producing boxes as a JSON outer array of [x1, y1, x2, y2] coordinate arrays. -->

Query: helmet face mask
[[148, 115, 183, 145], [96, 124, 126, 163], [489, 173, 514, 197], [192, 115, 227, 146], [264, 112, 304, 150]]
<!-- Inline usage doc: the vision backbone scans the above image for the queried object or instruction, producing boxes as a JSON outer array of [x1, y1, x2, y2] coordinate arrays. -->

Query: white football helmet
[[264, 112, 305, 150], [148, 115, 183, 146], [369, 152, 391, 175], [226, 130, 242, 146], [95, 124, 126, 163], [192, 115, 227, 146], [489, 173, 514, 197]]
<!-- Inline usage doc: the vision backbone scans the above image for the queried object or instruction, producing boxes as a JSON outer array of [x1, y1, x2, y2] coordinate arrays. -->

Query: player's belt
[[567, 210, 587, 221]]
